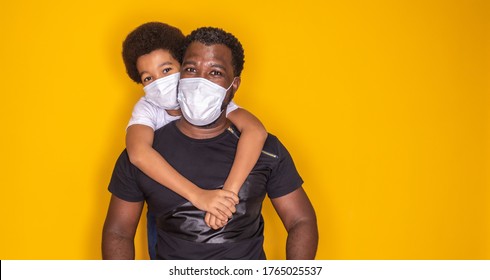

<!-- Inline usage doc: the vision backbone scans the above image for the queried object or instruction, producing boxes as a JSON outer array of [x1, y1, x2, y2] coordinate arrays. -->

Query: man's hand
[[190, 189, 239, 222]]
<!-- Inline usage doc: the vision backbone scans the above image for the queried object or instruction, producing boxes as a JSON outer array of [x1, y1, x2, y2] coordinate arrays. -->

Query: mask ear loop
[[226, 77, 237, 91], [222, 77, 238, 111]]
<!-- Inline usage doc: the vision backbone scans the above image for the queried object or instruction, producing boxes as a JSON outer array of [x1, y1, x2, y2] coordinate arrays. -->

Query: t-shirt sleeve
[[265, 137, 304, 199], [108, 150, 145, 202], [225, 100, 239, 116], [126, 97, 159, 130]]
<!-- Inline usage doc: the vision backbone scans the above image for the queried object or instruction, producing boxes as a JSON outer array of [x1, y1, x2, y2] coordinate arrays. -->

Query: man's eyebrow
[[209, 63, 227, 70], [181, 60, 228, 71], [182, 60, 197, 65]]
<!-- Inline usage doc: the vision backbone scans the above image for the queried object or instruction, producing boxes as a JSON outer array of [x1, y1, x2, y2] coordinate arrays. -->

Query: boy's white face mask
[[143, 72, 180, 110], [177, 77, 235, 126]]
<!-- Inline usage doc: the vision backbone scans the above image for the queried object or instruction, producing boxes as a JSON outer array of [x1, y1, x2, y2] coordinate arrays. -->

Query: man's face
[[181, 42, 236, 92]]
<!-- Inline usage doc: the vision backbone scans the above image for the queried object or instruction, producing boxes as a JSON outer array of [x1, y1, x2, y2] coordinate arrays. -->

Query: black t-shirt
[[108, 121, 303, 259]]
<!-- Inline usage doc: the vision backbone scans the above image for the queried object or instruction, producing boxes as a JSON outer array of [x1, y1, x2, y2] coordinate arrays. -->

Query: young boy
[[121, 22, 267, 257]]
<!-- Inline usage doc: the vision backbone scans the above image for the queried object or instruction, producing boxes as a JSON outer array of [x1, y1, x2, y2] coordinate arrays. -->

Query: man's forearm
[[286, 218, 318, 260], [102, 232, 136, 260]]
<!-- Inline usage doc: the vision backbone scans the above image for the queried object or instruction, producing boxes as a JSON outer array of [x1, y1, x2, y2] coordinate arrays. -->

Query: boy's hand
[[205, 212, 228, 230], [204, 195, 239, 229], [191, 189, 238, 221]]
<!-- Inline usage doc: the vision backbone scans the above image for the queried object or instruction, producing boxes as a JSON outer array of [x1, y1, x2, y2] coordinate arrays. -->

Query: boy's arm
[[204, 108, 267, 230], [126, 124, 238, 220], [225, 108, 268, 194]]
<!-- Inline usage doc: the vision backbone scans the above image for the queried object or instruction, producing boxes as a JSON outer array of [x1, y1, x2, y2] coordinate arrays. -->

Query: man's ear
[[228, 76, 241, 102], [232, 76, 241, 94]]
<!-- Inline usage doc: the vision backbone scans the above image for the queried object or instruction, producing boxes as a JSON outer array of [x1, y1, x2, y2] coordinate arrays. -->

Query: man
[[102, 27, 318, 259]]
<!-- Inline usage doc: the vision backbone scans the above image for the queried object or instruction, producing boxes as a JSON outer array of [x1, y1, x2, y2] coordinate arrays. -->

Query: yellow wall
[[0, 0, 488, 259]]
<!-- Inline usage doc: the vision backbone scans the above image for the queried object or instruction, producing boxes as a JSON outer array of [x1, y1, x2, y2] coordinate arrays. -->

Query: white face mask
[[177, 77, 235, 126], [143, 72, 180, 109]]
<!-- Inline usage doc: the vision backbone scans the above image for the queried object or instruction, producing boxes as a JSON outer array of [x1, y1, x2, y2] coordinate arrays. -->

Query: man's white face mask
[[177, 77, 235, 126], [143, 72, 180, 110]]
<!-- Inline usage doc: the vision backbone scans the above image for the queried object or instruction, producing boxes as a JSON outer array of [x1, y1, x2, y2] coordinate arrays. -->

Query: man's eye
[[184, 67, 196, 72], [210, 70, 222, 76]]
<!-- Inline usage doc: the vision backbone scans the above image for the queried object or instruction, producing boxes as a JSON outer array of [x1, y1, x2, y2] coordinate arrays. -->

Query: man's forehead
[[183, 42, 232, 64]]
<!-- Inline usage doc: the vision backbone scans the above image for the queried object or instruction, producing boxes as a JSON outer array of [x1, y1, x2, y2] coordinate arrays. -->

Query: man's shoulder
[[263, 132, 281, 151], [227, 125, 287, 159], [260, 132, 294, 162], [114, 148, 134, 170], [265, 132, 279, 143]]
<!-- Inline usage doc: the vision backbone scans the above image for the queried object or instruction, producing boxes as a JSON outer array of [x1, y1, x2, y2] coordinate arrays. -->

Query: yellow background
[[0, 0, 488, 259]]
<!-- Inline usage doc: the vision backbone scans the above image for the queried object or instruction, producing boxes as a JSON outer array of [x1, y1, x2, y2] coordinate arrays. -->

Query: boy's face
[[136, 49, 180, 86]]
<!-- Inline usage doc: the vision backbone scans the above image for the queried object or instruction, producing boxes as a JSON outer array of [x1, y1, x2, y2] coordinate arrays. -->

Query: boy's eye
[[143, 76, 152, 83], [162, 67, 172, 74]]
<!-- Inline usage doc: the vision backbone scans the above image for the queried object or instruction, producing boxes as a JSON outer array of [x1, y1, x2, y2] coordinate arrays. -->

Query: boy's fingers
[[209, 213, 217, 228], [205, 212, 211, 227], [218, 218, 227, 228], [226, 192, 239, 204], [207, 213, 228, 230], [218, 204, 233, 218], [209, 208, 225, 221], [225, 198, 237, 213], [211, 215, 221, 230], [213, 203, 229, 218], [219, 189, 239, 204], [227, 203, 236, 213]]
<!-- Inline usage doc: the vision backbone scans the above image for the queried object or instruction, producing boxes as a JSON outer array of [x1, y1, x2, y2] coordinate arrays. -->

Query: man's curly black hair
[[122, 22, 185, 84], [182, 27, 245, 77]]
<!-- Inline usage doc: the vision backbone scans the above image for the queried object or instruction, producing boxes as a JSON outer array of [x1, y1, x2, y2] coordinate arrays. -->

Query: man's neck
[[176, 114, 230, 139]]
